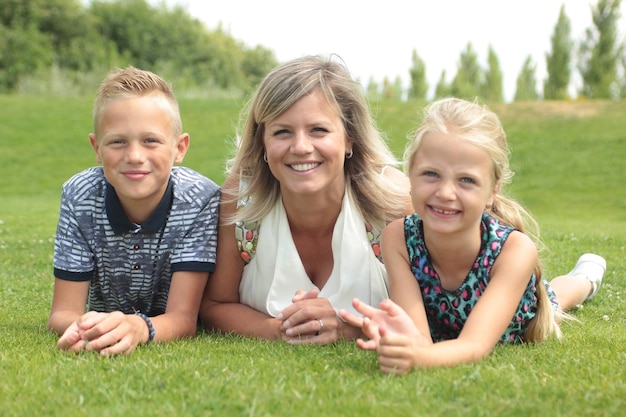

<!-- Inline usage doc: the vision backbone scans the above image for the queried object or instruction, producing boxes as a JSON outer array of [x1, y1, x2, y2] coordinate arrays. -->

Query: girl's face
[[409, 131, 499, 236], [263, 89, 350, 202]]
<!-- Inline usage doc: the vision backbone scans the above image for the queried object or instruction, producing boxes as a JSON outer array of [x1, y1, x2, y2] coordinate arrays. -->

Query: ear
[[487, 180, 501, 208], [174, 133, 190, 164], [89, 133, 102, 164]]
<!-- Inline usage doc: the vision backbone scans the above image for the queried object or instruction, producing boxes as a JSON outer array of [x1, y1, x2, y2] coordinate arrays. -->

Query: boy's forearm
[[149, 311, 199, 342], [47, 311, 82, 335]]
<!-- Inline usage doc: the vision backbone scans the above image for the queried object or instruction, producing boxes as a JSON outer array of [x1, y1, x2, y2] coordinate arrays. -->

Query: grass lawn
[[0, 96, 624, 417]]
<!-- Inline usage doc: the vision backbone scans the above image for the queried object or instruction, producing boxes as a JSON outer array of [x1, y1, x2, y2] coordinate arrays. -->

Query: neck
[[282, 189, 344, 238], [423, 225, 483, 277]]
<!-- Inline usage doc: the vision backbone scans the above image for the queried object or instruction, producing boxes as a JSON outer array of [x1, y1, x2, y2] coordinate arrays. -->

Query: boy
[[48, 67, 220, 356]]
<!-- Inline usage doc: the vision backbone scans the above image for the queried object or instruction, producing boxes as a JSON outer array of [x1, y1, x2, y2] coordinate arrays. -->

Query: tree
[[407, 49, 428, 101], [381, 76, 403, 100], [544, 4, 573, 100], [482, 45, 504, 102], [579, 0, 623, 99], [434, 70, 451, 99], [450, 43, 483, 100], [366, 77, 380, 100], [514, 56, 540, 101]]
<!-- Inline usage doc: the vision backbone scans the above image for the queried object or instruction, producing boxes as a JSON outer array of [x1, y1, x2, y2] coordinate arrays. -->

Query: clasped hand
[[276, 287, 358, 344], [57, 311, 148, 356]]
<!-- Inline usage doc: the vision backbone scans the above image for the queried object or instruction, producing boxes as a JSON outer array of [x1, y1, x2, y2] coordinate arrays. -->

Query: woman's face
[[263, 89, 351, 201]]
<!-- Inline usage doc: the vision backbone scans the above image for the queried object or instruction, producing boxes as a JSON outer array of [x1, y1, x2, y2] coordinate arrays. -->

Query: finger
[[355, 338, 378, 351], [379, 325, 387, 338], [291, 287, 320, 303], [351, 298, 382, 319], [284, 334, 319, 345], [337, 309, 363, 328], [58, 336, 87, 352], [57, 329, 81, 350], [284, 318, 323, 337], [379, 299, 406, 318], [99, 338, 135, 356], [378, 354, 411, 375], [280, 299, 330, 329], [362, 317, 381, 341], [81, 311, 125, 341], [76, 311, 107, 330]]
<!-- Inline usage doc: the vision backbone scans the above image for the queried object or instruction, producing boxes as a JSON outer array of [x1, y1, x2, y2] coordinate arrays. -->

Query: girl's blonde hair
[[404, 97, 562, 342], [225, 55, 407, 231], [93, 66, 182, 137]]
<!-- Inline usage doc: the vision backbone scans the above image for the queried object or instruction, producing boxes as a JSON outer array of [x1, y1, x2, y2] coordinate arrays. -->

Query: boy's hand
[[58, 311, 148, 356], [56, 311, 101, 352]]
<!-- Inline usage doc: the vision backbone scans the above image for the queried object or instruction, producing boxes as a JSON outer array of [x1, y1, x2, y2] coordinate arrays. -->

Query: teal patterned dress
[[404, 212, 558, 343]]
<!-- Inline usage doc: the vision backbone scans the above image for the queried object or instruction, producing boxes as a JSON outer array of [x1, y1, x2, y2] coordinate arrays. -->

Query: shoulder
[[61, 167, 106, 202], [502, 229, 536, 256], [381, 165, 410, 191], [171, 167, 220, 204], [381, 216, 408, 242]]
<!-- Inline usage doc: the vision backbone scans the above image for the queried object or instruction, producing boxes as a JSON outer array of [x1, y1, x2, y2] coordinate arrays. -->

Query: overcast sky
[[155, 0, 625, 101]]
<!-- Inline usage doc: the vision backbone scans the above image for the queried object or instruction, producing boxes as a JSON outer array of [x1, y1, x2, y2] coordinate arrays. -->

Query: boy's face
[[89, 96, 189, 222]]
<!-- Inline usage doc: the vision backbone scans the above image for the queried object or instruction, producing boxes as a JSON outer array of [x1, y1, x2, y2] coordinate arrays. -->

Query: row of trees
[[394, 0, 624, 102], [0, 0, 278, 95], [0, 0, 622, 101]]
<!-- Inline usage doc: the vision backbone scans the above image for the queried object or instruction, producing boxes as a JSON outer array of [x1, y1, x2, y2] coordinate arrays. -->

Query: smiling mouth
[[431, 207, 458, 215], [290, 163, 320, 172], [123, 171, 149, 179]]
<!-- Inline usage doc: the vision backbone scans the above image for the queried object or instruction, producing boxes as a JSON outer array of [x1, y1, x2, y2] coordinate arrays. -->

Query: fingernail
[[276, 313, 283, 320]]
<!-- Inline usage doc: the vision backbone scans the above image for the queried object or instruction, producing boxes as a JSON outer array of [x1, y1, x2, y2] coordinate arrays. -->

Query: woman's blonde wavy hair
[[224, 55, 408, 231], [404, 97, 563, 342]]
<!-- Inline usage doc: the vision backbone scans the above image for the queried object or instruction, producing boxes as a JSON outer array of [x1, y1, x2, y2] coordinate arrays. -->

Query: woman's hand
[[277, 288, 360, 344]]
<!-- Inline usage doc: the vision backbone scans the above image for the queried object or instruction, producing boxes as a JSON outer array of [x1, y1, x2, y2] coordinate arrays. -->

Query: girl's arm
[[382, 218, 432, 341], [381, 230, 538, 371]]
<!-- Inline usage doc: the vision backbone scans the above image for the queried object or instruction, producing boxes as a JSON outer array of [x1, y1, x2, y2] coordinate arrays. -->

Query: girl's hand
[[376, 326, 419, 375], [339, 298, 422, 351]]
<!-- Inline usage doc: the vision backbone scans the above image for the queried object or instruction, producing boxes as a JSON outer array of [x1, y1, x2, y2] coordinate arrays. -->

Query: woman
[[199, 55, 413, 344]]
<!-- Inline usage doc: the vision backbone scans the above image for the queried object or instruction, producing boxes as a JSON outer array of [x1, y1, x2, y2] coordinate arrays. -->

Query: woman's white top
[[239, 188, 388, 316]]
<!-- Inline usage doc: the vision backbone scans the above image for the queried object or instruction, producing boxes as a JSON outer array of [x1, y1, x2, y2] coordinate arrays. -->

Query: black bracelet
[[135, 312, 155, 343]]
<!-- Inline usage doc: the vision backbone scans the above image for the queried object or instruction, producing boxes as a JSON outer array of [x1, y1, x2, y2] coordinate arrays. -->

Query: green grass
[[0, 96, 625, 416]]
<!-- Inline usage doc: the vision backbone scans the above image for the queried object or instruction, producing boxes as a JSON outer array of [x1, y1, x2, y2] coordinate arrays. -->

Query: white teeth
[[433, 207, 457, 215], [291, 163, 318, 172]]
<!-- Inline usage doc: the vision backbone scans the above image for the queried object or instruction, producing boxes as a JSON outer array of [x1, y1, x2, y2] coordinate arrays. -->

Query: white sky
[[156, 0, 625, 101]]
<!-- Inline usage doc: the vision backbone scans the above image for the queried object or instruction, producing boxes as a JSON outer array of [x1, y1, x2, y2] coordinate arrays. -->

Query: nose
[[290, 130, 314, 154], [436, 180, 456, 201], [126, 142, 145, 164]]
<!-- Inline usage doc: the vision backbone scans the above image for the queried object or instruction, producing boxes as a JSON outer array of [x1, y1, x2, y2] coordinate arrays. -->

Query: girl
[[340, 97, 606, 373]]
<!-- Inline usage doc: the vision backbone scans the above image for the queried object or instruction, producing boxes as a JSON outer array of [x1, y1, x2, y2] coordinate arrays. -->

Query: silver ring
[[317, 319, 324, 334]]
